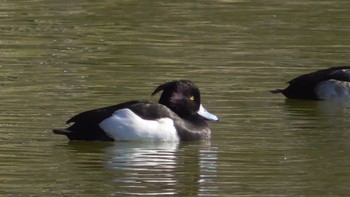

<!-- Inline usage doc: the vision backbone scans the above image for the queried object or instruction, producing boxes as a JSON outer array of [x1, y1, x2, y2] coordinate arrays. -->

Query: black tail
[[52, 127, 114, 141], [52, 128, 71, 135], [270, 89, 283, 94]]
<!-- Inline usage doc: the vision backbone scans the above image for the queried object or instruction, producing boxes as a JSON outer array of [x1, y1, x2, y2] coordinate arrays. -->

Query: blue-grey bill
[[197, 104, 219, 121]]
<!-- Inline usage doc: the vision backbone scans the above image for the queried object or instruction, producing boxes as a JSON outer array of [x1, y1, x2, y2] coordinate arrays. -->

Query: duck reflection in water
[[104, 142, 218, 196]]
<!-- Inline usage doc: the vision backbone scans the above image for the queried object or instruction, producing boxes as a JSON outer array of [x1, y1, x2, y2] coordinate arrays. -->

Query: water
[[1, 0, 350, 196]]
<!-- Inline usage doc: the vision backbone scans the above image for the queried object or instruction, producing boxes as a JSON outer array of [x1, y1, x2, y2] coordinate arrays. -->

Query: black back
[[61, 101, 142, 140]]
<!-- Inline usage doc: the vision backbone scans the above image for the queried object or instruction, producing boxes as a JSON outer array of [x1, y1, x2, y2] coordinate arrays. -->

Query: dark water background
[[1, 0, 350, 196]]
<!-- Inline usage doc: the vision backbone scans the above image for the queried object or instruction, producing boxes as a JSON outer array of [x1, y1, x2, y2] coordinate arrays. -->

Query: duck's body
[[272, 66, 350, 100], [53, 80, 218, 141]]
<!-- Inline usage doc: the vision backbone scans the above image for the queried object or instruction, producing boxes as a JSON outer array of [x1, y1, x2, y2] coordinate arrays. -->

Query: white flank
[[99, 109, 179, 142], [315, 79, 350, 100]]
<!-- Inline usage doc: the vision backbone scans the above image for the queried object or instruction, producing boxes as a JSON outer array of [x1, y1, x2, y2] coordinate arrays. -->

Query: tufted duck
[[53, 80, 218, 141], [271, 66, 350, 100]]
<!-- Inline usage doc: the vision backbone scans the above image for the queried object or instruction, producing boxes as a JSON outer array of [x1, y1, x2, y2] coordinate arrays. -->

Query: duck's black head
[[152, 80, 218, 121]]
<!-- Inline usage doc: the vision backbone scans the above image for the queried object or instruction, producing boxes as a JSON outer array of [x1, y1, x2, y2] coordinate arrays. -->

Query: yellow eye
[[189, 96, 195, 101]]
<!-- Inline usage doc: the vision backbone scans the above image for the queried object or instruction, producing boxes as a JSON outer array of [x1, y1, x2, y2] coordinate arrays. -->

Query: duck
[[52, 80, 219, 141], [271, 66, 350, 100]]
